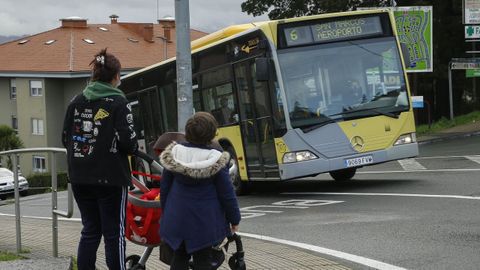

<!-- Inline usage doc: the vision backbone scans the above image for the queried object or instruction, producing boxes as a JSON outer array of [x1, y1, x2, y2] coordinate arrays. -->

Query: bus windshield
[[277, 37, 409, 130]]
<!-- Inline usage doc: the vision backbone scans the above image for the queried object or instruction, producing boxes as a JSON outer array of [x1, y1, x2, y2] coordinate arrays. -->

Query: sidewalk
[[417, 121, 480, 144], [0, 215, 353, 270]]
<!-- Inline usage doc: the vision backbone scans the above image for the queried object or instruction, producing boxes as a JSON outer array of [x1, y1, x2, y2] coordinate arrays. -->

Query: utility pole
[[175, 0, 193, 132]]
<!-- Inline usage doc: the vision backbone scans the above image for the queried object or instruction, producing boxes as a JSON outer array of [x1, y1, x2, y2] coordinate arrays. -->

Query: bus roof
[[122, 8, 391, 80]]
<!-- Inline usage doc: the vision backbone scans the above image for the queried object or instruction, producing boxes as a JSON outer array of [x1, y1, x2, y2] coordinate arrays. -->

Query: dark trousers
[[72, 184, 127, 270], [171, 243, 212, 270]]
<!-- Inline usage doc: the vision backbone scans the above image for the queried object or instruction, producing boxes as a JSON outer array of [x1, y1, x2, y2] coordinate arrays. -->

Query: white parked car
[[0, 168, 29, 200]]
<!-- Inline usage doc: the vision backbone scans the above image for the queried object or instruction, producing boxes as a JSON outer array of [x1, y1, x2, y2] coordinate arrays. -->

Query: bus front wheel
[[329, 168, 356, 181], [226, 146, 250, 196]]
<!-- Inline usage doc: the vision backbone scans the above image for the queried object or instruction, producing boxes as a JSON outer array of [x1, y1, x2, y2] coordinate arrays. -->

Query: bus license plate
[[345, 156, 373, 168]]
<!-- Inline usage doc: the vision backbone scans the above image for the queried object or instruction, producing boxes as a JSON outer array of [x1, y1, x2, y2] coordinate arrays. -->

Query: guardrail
[[0, 147, 73, 257]]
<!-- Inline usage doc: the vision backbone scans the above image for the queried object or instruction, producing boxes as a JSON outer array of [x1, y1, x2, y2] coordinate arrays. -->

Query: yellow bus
[[121, 9, 418, 194]]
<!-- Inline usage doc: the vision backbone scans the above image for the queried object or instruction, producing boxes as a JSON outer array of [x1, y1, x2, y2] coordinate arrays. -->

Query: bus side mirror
[[255, 57, 269, 81], [400, 43, 412, 68]]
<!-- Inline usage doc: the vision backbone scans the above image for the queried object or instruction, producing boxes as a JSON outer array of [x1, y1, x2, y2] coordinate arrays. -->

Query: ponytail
[[89, 48, 121, 83]]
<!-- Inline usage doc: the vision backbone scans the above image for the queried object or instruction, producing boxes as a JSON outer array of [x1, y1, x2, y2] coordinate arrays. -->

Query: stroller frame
[[125, 151, 164, 270], [126, 149, 239, 270]]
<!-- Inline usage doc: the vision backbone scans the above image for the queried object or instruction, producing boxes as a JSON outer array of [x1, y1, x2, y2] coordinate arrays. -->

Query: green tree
[[241, 0, 391, 19], [0, 125, 23, 169]]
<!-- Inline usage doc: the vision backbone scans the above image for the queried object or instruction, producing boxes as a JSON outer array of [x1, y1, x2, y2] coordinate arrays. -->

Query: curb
[[0, 257, 72, 270], [417, 131, 480, 145]]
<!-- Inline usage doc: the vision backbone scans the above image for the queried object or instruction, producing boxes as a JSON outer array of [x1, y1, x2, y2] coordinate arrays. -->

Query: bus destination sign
[[284, 16, 383, 47]]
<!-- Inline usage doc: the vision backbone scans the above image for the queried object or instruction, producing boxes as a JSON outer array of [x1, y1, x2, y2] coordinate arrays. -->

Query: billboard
[[359, 6, 433, 73], [393, 6, 433, 73], [464, 0, 480, 24]]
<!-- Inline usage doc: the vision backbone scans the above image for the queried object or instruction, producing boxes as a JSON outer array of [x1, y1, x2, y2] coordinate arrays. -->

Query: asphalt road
[[237, 136, 480, 269], [1, 136, 479, 269]]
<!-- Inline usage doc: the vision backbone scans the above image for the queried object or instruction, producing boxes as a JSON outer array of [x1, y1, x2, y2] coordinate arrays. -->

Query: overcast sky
[[0, 0, 269, 36]]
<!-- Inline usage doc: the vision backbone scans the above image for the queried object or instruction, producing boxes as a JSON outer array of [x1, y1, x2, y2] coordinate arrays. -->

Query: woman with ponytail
[[62, 48, 138, 270]]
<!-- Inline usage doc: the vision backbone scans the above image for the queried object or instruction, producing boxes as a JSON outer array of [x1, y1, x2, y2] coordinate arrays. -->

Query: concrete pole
[[175, 0, 193, 132]]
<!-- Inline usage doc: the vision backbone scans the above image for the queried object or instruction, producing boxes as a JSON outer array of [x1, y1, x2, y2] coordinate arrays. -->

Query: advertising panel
[[358, 6, 433, 72], [464, 0, 480, 24], [393, 6, 433, 72]]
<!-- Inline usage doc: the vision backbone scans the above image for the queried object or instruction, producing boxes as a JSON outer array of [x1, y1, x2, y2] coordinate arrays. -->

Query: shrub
[[26, 172, 69, 195]]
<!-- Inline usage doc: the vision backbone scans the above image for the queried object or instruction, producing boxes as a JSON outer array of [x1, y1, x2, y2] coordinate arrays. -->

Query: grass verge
[[0, 251, 25, 261], [72, 257, 77, 270], [416, 111, 480, 136]]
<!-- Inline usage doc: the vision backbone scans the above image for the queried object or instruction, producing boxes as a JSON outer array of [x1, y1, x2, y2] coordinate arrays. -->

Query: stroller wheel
[[126, 254, 145, 270]]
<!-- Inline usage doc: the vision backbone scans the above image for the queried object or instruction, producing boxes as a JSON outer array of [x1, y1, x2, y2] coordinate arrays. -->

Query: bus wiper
[[331, 107, 400, 119], [365, 108, 399, 119], [301, 118, 337, 133]]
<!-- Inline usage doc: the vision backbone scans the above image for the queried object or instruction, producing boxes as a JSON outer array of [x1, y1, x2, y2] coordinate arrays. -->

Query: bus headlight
[[283, 151, 318, 163], [394, 133, 416, 145]]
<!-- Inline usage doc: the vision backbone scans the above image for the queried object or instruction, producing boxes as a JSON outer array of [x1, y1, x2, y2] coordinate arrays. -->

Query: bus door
[[137, 86, 163, 156], [234, 60, 279, 179]]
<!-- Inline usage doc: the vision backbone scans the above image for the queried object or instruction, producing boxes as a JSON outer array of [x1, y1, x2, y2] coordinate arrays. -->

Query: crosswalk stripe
[[466, 155, 480, 164], [398, 158, 426, 171]]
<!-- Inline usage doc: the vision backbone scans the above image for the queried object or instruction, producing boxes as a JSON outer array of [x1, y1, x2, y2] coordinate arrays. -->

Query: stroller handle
[[135, 150, 164, 174], [227, 233, 244, 252]]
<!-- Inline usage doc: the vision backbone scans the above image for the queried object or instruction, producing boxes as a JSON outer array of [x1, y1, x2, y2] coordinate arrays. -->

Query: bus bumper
[[279, 142, 419, 180]]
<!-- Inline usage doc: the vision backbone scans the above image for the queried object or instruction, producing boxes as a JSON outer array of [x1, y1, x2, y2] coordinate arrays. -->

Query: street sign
[[466, 68, 480, 77], [465, 25, 480, 38], [448, 57, 480, 120], [451, 62, 480, 69], [464, 0, 480, 24], [411, 96, 424, 108]]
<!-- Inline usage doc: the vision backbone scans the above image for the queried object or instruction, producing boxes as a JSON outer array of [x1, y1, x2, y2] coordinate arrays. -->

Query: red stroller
[[125, 133, 244, 270], [125, 150, 164, 270]]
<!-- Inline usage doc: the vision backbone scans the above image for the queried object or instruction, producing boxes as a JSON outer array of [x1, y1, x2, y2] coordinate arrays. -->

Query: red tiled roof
[[0, 20, 207, 74]]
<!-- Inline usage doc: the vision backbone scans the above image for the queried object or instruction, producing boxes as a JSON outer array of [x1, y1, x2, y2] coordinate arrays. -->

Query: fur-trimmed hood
[[160, 142, 230, 179]]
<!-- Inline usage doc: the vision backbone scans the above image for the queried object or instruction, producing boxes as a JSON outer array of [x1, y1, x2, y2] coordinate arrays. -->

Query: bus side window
[[201, 83, 237, 126], [193, 90, 202, 113]]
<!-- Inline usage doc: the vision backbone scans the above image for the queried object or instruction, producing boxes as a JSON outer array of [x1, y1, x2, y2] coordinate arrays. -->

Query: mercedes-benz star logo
[[350, 136, 365, 151]]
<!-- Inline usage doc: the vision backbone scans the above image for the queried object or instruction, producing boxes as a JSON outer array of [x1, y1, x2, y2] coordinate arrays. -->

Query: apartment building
[[0, 15, 207, 175]]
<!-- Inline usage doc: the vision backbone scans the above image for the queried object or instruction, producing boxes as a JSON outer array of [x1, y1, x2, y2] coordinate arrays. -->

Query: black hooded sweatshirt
[[62, 81, 138, 187]]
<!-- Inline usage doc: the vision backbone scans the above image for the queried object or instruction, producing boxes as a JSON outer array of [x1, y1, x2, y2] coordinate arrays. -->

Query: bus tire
[[226, 146, 250, 196], [329, 168, 356, 181]]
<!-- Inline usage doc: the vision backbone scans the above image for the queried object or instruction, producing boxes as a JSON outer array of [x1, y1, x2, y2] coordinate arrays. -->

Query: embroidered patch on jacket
[[94, 108, 110, 121]]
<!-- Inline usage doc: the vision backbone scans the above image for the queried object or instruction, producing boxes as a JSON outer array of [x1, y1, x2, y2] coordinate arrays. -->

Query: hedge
[[26, 172, 69, 195]]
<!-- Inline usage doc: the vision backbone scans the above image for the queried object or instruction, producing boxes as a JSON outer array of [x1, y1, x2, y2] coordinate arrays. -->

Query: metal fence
[[0, 147, 73, 257]]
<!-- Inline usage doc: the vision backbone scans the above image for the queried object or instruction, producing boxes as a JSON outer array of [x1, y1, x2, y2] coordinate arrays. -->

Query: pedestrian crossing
[[360, 155, 480, 173], [465, 155, 480, 165], [398, 158, 426, 171]]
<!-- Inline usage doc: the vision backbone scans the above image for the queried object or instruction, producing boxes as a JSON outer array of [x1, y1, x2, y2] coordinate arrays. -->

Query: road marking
[[0, 213, 81, 222], [398, 158, 426, 170], [239, 232, 407, 270], [0, 212, 406, 269], [358, 168, 480, 174], [282, 192, 480, 200], [466, 155, 480, 164], [241, 199, 343, 219], [415, 155, 480, 160]]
